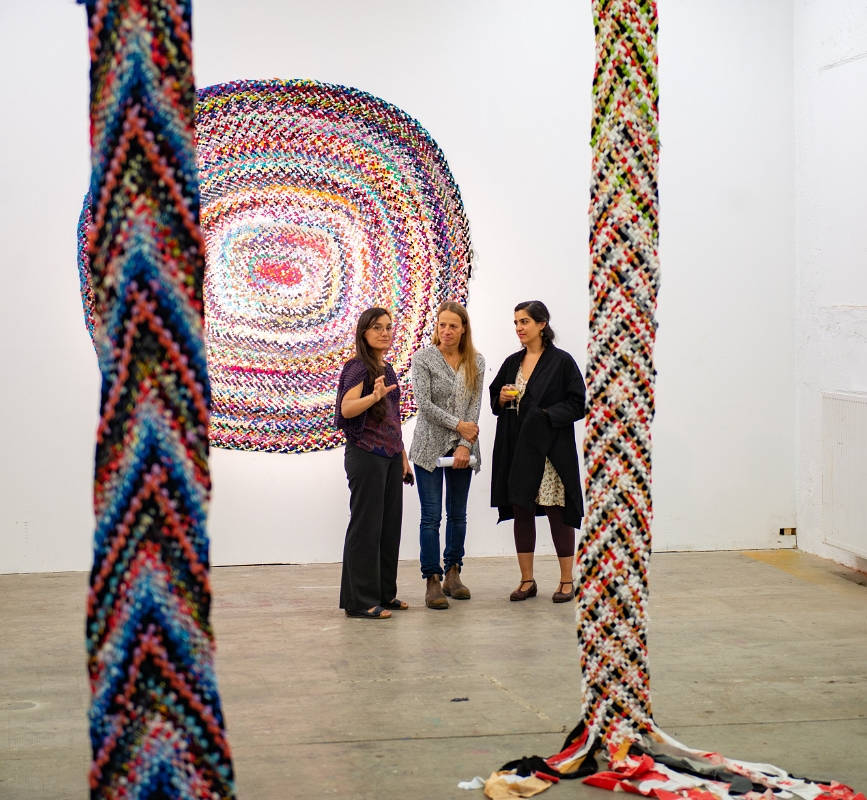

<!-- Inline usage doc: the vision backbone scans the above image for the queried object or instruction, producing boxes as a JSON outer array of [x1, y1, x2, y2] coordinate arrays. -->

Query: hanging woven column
[[578, 0, 660, 747], [487, 3, 864, 797], [487, 7, 661, 790], [80, 0, 235, 796]]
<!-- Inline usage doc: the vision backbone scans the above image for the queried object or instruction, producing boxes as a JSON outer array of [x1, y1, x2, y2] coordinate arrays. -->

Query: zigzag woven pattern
[[80, 0, 235, 796], [493, 5, 857, 795], [578, 0, 661, 747], [197, 80, 472, 453], [77, 191, 97, 343]]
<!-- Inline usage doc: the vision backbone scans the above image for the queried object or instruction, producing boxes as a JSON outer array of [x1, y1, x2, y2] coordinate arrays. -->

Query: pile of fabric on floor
[[460, 724, 866, 800]]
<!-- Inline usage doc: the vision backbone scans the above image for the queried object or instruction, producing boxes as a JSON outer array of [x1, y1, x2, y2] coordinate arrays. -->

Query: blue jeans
[[415, 462, 473, 578]]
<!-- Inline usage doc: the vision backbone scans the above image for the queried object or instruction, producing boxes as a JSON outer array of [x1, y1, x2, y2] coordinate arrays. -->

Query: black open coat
[[489, 344, 586, 528]]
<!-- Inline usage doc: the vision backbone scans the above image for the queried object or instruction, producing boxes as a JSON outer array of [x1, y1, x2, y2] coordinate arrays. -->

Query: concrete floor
[[0, 549, 865, 799]]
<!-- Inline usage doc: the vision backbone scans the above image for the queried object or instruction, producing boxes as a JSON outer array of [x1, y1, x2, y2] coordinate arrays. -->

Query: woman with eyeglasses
[[489, 301, 586, 603], [335, 307, 414, 620], [409, 301, 485, 610]]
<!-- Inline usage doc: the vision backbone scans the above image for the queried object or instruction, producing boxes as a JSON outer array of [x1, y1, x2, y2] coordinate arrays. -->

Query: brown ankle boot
[[442, 565, 471, 600], [425, 575, 449, 609]]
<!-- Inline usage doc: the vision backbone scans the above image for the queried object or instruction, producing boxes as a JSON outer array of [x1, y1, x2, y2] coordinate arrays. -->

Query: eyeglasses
[[368, 323, 393, 334]]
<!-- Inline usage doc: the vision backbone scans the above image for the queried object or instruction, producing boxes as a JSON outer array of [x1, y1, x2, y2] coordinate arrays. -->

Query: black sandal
[[345, 606, 392, 619], [383, 598, 409, 610]]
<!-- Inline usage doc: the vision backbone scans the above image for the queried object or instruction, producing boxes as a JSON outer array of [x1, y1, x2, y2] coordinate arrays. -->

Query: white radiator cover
[[822, 391, 867, 558]]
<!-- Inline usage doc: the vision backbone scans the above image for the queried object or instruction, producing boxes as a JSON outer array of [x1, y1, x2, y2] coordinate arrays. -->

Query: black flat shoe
[[510, 580, 537, 601], [552, 582, 575, 603]]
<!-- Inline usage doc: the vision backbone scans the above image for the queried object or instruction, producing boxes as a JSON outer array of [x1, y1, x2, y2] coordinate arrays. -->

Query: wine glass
[[503, 384, 519, 410]]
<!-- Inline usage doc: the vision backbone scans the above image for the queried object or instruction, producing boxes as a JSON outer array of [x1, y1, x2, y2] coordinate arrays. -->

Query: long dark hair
[[354, 307, 392, 421], [514, 300, 555, 347]]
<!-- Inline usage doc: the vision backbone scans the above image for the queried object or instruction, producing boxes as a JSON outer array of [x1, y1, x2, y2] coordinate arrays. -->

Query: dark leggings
[[513, 504, 575, 558]]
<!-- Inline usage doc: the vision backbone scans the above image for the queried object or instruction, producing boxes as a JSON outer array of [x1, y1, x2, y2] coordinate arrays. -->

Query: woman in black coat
[[489, 301, 586, 603]]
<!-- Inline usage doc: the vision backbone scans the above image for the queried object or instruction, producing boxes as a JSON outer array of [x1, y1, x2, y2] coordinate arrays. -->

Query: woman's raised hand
[[372, 374, 398, 401], [456, 421, 479, 443]]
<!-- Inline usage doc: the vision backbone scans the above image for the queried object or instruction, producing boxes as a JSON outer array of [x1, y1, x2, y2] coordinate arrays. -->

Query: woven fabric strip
[[80, 0, 235, 796], [517, 6, 857, 795], [77, 191, 96, 343], [579, 0, 661, 746]]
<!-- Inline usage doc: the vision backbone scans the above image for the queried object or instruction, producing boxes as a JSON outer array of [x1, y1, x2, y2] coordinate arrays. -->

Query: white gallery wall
[[794, 0, 867, 571], [0, 0, 796, 574], [193, 0, 596, 568], [653, 0, 796, 551], [0, 3, 97, 574]]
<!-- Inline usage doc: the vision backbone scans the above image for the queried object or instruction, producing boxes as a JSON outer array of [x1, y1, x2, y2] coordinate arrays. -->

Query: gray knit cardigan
[[409, 346, 486, 473]]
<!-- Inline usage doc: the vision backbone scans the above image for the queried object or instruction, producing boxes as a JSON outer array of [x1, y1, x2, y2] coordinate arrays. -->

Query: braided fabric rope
[[77, 192, 97, 342], [524, 7, 859, 795], [80, 0, 235, 795], [578, 0, 661, 747], [197, 80, 472, 453]]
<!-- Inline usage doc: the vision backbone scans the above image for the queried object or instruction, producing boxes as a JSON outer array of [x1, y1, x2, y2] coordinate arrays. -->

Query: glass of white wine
[[503, 383, 519, 410]]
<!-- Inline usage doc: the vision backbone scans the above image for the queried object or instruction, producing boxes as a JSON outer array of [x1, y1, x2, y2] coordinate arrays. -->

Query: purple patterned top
[[334, 358, 404, 457]]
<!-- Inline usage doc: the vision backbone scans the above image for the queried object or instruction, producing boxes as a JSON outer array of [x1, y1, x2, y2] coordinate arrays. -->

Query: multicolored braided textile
[[196, 80, 472, 453], [498, 7, 856, 797], [80, 0, 235, 796], [77, 191, 97, 344], [578, 0, 661, 747]]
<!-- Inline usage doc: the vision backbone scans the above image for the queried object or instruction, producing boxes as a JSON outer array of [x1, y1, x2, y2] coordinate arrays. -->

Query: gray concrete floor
[[0, 550, 865, 799]]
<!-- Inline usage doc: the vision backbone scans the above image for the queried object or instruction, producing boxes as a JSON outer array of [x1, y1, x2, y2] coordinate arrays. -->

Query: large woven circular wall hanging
[[79, 79, 473, 454], [197, 79, 472, 453]]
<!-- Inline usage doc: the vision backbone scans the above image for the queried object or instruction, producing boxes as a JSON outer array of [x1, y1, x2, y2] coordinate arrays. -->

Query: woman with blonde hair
[[409, 301, 485, 610]]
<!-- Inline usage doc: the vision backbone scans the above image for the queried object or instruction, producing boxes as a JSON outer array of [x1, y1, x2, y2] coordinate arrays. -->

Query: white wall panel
[[795, 0, 867, 571], [0, 3, 97, 573], [649, 0, 797, 551]]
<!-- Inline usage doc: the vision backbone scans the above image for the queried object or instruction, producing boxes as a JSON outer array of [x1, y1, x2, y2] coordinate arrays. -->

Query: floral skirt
[[536, 458, 565, 507], [516, 365, 566, 508]]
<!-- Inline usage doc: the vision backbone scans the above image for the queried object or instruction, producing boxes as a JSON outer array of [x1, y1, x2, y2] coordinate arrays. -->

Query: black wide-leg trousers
[[340, 443, 403, 611]]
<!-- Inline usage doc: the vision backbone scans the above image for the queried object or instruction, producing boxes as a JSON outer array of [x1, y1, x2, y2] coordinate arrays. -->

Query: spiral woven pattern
[[578, 0, 661, 747], [81, 0, 235, 795], [196, 80, 472, 453]]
